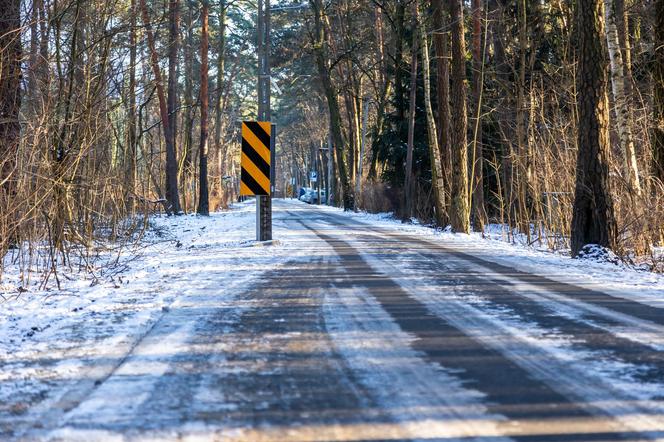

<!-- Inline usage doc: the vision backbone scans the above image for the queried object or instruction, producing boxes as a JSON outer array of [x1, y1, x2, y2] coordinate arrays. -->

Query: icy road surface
[[2, 199, 664, 441]]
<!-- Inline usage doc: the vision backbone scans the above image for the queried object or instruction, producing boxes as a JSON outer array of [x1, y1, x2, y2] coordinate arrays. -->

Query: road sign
[[310, 171, 318, 182], [240, 121, 271, 196]]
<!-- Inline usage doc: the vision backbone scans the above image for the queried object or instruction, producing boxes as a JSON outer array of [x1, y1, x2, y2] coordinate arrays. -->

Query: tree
[[403, 13, 418, 220], [570, 0, 618, 256], [140, 0, 181, 214], [417, 0, 446, 226], [604, 0, 641, 194], [167, 0, 182, 214], [126, 0, 139, 209], [431, 0, 451, 215], [182, 0, 196, 212], [198, 0, 210, 215], [309, 0, 355, 210], [448, 0, 470, 233], [0, 0, 22, 248], [214, 0, 228, 197], [655, 0, 664, 182], [470, 0, 486, 231]]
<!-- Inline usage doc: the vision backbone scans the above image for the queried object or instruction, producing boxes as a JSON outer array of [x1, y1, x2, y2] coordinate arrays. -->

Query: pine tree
[[570, 0, 618, 256]]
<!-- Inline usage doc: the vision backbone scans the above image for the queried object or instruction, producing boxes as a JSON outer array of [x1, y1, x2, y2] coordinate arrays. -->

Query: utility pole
[[257, 0, 271, 241]]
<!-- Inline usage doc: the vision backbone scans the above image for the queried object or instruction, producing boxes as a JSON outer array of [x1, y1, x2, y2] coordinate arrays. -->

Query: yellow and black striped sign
[[240, 121, 271, 196]]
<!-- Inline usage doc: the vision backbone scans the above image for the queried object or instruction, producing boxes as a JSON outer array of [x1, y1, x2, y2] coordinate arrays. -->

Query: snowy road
[[4, 199, 664, 441]]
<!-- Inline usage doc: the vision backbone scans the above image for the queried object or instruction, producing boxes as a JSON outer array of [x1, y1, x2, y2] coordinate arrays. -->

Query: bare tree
[[0, 0, 22, 250], [655, 0, 664, 182], [214, 0, 227, 197], [470, 0, 486, 231], [126, 0, 139, 208], [604, 0, 641, 194], [431, 0, 451, 214], [417, 0, 446, 226], [167, 0, 182, 214], [448, 0, 470, 233], [140, 0, 181, 214], [403, 12, 418, 220], [198, 0, 210, 215], [309, 0, 355, 210]]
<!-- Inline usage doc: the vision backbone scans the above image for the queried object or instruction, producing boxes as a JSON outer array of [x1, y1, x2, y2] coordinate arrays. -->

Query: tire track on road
[[292, 212, 645, 441]]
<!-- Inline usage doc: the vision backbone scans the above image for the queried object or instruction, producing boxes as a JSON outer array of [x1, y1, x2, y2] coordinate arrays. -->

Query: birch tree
[[604, 0, 641, 195], [417, 0, 446, 226]]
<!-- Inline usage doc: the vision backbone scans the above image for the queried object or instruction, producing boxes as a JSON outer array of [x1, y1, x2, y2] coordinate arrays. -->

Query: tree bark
[[489, 0, 515, 225], [417, 0, 446, 227], [139, 0, 181, 214], [126, 0, 138, 208], [571, 0, 618, 256], [394, 0, 407, 135], [403, 13, 418, 220], [604, 0, 641, 195], [183, 0, 195, 212], [214, 0, 227, 197], [431, 0, 451, 208], [471, 0, 486, 231], [449, 0, 470, 233], [167, 0, 182, 213], [198, 0, 210, 215], [515, 0, 530, 230], [654, 0, 664, 182]]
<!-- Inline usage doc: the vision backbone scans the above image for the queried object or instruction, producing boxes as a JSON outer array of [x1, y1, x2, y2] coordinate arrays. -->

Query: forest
[[0, 0, 663, 282]]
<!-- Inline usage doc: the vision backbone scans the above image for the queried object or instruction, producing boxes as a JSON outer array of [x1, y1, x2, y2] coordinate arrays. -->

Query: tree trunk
[[0, 0, 22, 248], [139, 0, 181, 214], [182, 0, 195, 212], [167, 0, 182, 213], [613, 0, 633, 97], [309, 0, 354, 210], [604, 0, 641, 195], [394, 0, 407, 135], [126, 0, 138, 208], [571, 0, 618, 256], [515, 0, 530, 231], [198, 0, 210, 215], [653, 0, 664, 182], [417, 0, 446, 227], [490, 0, 515, 225], [431, 0, 451, 208], [403, 15, 418, 220], [471, 0, 486, 231], [214, 0, 227, 197], [449, 0, 470, 233]]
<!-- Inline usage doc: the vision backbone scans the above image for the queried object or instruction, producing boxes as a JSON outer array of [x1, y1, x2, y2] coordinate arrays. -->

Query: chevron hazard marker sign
[[240, 121, 271, 196]]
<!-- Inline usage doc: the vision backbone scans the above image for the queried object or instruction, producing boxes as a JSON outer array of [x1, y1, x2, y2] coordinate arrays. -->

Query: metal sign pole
[[257, 0, 272, 241]]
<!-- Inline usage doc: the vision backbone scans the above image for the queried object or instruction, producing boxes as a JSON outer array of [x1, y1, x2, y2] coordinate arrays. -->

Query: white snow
[[0, 200, 302, 438], [313, 203, 664, 309]]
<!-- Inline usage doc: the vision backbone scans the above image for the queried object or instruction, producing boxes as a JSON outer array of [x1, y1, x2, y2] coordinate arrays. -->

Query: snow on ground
[[313, 203, 664, 309], [0, 200, 298, 436], [1, 198, 663, 438]]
